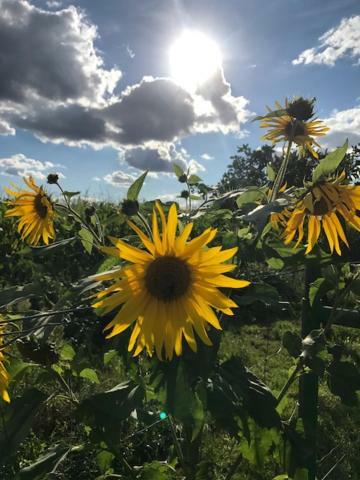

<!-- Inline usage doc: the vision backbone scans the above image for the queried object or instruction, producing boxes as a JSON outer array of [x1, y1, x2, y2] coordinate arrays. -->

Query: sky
[[0, 0, 359, 202]]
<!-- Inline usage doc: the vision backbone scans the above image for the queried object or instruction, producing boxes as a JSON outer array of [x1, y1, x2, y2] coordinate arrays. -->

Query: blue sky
[[0, 0, 359, 202]]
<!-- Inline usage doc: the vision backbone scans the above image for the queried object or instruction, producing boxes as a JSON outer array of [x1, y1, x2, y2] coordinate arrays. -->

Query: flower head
[[0, 326, 10, 403], [121, 199, 139, 217], [4, 177, 55, 246], [92, 202, 249, 360], [284, 173, 360, 255], [286, 97, 316, 121], [259, 99, 329, 158]]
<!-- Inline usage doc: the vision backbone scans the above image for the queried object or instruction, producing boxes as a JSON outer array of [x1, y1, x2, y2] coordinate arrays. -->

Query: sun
[[169, 30, 222, 92]]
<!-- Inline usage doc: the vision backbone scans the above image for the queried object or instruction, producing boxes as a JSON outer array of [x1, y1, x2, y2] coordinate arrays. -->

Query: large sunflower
[[4, 176, 56, 246], [260, 99, 329, 158], [92, 202, 250, 360], [0, 327, 10, 403], [284, 173, 360, 255]]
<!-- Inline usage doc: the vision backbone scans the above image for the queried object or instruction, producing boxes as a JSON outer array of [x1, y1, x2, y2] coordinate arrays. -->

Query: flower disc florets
[[121, 199, 139, 216], [286, 97, 315, 121], [145, 256, 191, 301]]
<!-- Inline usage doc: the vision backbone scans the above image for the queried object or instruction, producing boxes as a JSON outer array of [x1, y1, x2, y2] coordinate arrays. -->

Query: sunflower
[[0, 326, 10, 403], [259, 99, 329, 158], [4, 176, 56, 246], [284, 173, 360, 255], [92, 202, 250, 360]]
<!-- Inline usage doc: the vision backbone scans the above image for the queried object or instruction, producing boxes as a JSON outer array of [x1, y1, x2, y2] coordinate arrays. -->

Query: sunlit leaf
[[312, 140, 348, 183], [127, 170, 148, 200]]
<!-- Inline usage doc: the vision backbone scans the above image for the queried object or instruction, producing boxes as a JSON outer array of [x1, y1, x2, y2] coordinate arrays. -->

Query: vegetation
[[1, 98, 360, 480]]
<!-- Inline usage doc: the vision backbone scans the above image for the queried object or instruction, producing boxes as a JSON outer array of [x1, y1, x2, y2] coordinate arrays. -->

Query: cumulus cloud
[[0, 153, 65, 179], [0, 0, 121, 105], [195, 69, 251, 133], [320, 107, 360, 149], [201, 153, 214, 161], [104, 77, 196, 145], [103, 170, 136, 187], [0, 1, 252, 173], [0, 118, 15, 135], [46, 1, 62, 8], [122, 143, 205, 174], [293, 15, 360, 66]]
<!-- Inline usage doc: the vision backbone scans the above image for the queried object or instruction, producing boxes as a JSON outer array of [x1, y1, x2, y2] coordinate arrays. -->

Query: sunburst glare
[[169, 30, 222, 92]]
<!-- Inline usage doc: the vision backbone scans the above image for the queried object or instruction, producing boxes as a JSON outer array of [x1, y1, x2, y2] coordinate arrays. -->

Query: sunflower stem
[[299, 262, 321, 480], [55, 182, 102, 244], [167, 414, 188, 475], [136, 212, 153, 240], [270, 138, 293, 202]]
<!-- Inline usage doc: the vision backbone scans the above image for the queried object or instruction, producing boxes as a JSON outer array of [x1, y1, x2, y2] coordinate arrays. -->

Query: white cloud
[[121, 143, 205, 175], [0, 0, 121, 105], [92, 176, 101, 181], [201, 153, 214, 161], [320, 107, 360, 148], [103, 170, 136, 187], [46, 0, 62, 8], [126, 45, 135, 58], [0, 118, 15, 135], [0, 1, 252, 173], [0, 153, 65, 179], [293, 15, 360, 66]]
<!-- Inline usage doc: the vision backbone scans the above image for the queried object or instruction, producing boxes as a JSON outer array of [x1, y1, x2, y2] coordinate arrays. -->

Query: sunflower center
[[34, 193, 48, 219], [311, 196, 331, 216], [145, 256, 191, 302], [284, 120, 306, 138]]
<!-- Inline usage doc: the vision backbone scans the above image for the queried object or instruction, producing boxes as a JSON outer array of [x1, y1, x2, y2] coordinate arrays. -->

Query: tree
[[218, 143, 360, 193]]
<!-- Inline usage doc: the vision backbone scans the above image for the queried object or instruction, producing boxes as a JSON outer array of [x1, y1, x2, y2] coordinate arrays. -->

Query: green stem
[[55, 183, 102, 244], [270, 138, 293, 202], [276, 359, 303, 407], [167, 414, 188, 475], [136, 212, 153, 239]]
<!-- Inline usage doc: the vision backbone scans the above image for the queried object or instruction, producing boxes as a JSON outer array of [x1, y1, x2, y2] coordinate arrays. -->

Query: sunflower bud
[[180, 190, 190, 199], [286, 97, 315, 121], [178, 174, 188, 183], [47, 173, 59, 184], [121, 199, 139, 216], [85, 205, 96, 222]]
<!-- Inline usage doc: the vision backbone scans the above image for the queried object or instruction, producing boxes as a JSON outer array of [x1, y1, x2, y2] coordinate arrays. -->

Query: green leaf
[[267, 164, 276, 182], [173, 163, 184, 178], [26, 237, 76, 255], [312, 140, 348, 183], [266, 257, 284, 270], [294, 468, 309, 480], [96, 256, 120, 273], [327, 360, 360, 406], [188, 174, 202, 185], [239, 418, 280, 467], [80, 368, 100, 384], [0, 283, 41, 308], [236, 283, 279, 307], [60, 344, 76, 361], [170, 365, 205, 440], [127, 170, 148, 200], [96, 450, 115, 474], [103, 350, 118, 365], [0, 389, 47, 464], [62, 191, 80, 200], [282, 331, 302, 358], [253, 109, 288, 121], [18, 444, 83, 479], [139, 461, 175, 480], [78, 228, 94, 254], [236, 187, 265, 208], [77, 381, 144, 445], [309, 277, 332, 306], [273, 476, 292, 480]]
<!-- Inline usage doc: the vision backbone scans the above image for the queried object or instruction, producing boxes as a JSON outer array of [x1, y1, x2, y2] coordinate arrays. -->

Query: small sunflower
[[92, 202, 250, 360], [259, 99, 329, 158], [4, 176, 56, 246], [0, 327, 10, 403], [284, 173, 360, 255]]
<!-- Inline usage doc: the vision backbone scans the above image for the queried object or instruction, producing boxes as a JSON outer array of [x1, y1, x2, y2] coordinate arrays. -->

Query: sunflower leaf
[[127, 170, 148, 201], [312, 140, 348, 183], [252, 109, 287, 121], [173, 163, 185, 178]]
